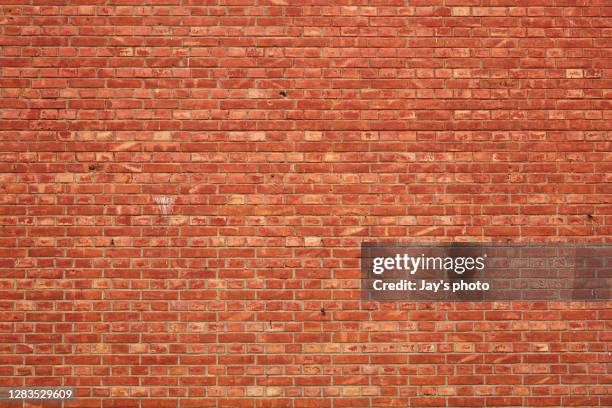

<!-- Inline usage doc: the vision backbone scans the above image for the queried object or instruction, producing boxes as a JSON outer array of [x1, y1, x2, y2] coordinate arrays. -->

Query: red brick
[[0, 1, 609, 406]]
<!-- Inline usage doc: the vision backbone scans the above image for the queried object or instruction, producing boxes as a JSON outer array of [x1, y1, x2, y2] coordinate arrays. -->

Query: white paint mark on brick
[[155, 196, 174, 215]]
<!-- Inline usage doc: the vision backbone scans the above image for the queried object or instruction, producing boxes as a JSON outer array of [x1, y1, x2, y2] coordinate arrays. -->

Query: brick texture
[[0, 0, 610, 407]]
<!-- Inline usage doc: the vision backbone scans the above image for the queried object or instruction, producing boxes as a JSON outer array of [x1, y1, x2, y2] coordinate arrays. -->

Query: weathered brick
[[0, 1, 609, 406]]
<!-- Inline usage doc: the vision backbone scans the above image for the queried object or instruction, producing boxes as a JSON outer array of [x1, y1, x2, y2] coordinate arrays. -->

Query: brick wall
[[0, 1, 610, 407]]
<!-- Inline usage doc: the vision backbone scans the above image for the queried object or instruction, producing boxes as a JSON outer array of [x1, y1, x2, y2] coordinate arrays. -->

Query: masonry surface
[[0, 1, 610, 407]]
